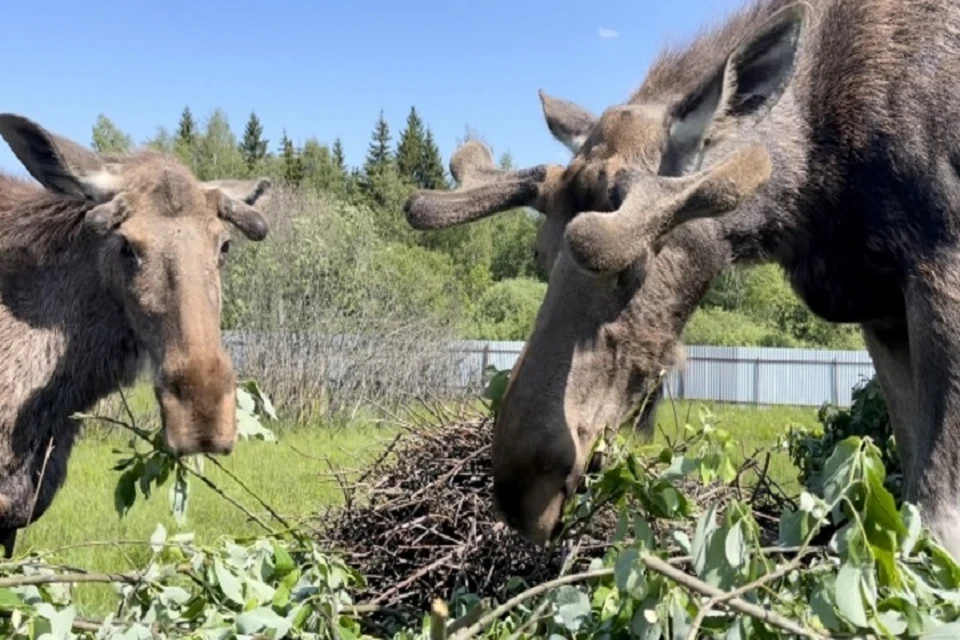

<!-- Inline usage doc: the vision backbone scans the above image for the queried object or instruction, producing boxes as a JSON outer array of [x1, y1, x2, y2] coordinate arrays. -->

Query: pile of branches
[[314, 416, 612, 618], [314, 406, 795, 625]]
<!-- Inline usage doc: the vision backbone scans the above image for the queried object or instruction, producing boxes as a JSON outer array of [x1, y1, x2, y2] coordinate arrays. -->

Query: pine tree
[[396, 106, 425, 185], [363, 110, 393, 178], [174, 107, 198, 169], [239, 111, 268, 172], [332, 137, 346, 173], [91, 114, 133, 154], [420, 128, 448, 190], [279, 129, 304, 186], [175, 107, 197, 146]]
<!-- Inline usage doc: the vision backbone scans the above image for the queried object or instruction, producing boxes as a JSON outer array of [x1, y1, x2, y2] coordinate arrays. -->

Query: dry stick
[[202, 454, 292, 529], [0, 570, 144, 588], [684, 550, 813, 640], [16, 436, 55, 555], [179, 463, 279, 535], [370, 549, 460, 605]]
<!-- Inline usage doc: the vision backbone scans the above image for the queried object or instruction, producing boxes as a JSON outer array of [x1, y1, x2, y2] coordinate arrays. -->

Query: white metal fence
[[222, 333, 877, 408]]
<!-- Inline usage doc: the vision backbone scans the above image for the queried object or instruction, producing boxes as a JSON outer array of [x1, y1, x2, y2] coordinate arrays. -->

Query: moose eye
[[119, 237, 139, 266], [218, 239, 231, 266]]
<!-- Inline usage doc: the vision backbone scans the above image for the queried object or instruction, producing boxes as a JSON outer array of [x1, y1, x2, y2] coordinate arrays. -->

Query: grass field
[[16, 392, 821, 615]]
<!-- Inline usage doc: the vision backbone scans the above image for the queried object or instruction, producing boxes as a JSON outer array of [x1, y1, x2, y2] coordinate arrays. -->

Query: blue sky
[[0, 0, 743, 178]]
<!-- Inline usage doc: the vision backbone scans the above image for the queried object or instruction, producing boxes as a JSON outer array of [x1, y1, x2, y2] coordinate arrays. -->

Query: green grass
[[18, 424, 398, 614], [647, 398, 819, 493], [16, 392, 820, 616]]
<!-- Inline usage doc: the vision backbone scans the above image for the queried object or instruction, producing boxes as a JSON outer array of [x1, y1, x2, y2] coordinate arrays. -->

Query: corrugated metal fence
[[222, 333, 877, 408], [393, 341, 877, 408]]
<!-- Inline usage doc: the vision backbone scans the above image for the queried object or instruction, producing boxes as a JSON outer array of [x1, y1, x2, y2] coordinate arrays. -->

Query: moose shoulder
[[404, 0, 960, 558], [0, 114, 272, 557]]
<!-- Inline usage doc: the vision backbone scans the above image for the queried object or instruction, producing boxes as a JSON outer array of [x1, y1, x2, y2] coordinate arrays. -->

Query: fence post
[[754, 358, 761, 404], [481, 344, 490, 386], [677, 363, 685, 400], [832, 359, 839, 405]]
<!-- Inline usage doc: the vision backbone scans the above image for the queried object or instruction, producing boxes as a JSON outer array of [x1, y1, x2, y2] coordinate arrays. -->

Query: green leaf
[[692, 503, 720, 575], [169, 466, 190, 526], [552, 585, 591, 632], [236, 605, 292, 637], [835, 563, 868, 628], [901, 502, 923, 556], [614, 548, 642, 595], [922, 622, 960, 639], [36, 603, 76, 639], [114, 468, 138, 518], [240, 379, 277, 420], [272, 542, 295, 578], [150, 523, 167, 553], [0, 588, 22, 610], [810, 581, 840, 631], [237, 409, 277, 442], [724, 521, 747, 569], [822, 436, 862, 505], [482, 368, 510, 414], [214, 557, 245, 605]]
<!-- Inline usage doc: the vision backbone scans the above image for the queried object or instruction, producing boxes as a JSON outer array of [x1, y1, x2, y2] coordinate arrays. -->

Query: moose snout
[[155, 351, 239, 457]]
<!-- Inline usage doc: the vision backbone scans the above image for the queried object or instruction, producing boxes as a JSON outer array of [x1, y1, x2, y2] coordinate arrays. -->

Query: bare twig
[[685, 550, 814, 640], [203, 453, 292, 530], [17, 436, 55, 555]]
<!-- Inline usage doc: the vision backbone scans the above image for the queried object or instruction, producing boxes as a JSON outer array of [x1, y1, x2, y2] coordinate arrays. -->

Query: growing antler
[[403, 141, 564, 230], [564, 145, 773, 274]]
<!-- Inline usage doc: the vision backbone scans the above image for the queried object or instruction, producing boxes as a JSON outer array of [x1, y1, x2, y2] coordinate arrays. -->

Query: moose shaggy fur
[[0, 114, 272, 557], [404, 0, 960, 557]]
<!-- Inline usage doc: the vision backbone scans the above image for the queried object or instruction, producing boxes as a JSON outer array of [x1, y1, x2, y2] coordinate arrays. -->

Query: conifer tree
[[396, 106, 426, 185], [175, 107, 197, 146], [421, 128, 448, 190], [363, 110, 393, 178], [239, 111, 268, 172], [174, 107, 198, 169], [332, 137, 346, 173], [279, 129, 304, 186]]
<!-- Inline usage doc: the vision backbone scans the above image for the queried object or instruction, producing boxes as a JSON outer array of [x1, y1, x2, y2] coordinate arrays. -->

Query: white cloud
[[598, 27, 619, 39]]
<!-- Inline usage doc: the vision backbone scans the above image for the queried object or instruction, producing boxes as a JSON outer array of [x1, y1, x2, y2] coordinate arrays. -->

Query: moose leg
[[861, 320, 917, 495], [0, 528, 16, 559], [903, 258, 960, 559]]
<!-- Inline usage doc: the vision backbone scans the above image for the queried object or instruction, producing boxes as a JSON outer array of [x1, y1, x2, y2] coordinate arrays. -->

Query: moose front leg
[[861, 320, 917, 496], [0, 528, 16, 559], [904, 258, 960, 559]]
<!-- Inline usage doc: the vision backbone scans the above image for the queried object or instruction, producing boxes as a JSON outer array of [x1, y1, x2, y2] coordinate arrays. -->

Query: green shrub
[[783, 375, 900, 499]]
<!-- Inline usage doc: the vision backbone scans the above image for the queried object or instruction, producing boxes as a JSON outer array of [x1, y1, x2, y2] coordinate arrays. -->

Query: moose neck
[[0, 187, 143, 453]]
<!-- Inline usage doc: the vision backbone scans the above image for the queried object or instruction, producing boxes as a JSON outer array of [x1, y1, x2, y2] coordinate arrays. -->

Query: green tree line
[[89, 108, 864, 350]]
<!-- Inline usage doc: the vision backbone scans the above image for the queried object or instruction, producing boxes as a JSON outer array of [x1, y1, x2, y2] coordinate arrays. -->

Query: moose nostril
[[587, 451, 604, 474]]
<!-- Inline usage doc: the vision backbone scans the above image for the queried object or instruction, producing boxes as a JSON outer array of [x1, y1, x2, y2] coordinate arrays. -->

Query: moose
[[0, 113, 272, 557], [405, 0, 960, 558]]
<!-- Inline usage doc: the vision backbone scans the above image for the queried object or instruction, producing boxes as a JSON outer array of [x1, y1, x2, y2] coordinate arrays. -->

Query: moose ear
[[202, 178, 272, 241], [539, 90, 598, 154], [0, 113, 117, 200], [201, 177, 272, 207], [661, 3, 808, 176]]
